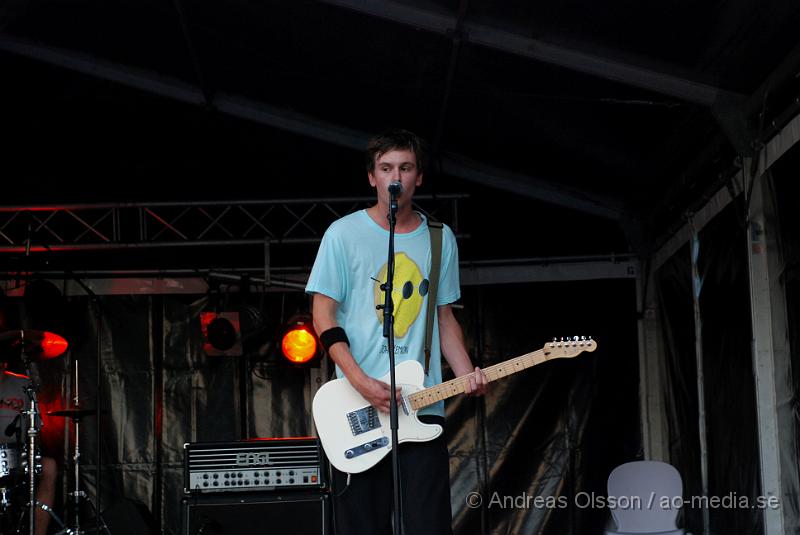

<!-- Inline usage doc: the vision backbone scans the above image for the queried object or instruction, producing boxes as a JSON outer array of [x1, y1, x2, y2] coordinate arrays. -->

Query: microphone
[[388, 182, 403, 195]]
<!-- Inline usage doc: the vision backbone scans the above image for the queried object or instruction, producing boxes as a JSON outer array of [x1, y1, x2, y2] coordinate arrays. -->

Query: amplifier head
[[184, 437, 326, 494]]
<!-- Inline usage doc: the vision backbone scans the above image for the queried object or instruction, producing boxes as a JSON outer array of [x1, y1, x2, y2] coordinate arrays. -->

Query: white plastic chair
[[604, 460, 691, 535]]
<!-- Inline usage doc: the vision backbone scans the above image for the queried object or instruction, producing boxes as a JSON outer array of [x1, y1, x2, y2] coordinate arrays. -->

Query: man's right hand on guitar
[[354, 374, 403, 413]]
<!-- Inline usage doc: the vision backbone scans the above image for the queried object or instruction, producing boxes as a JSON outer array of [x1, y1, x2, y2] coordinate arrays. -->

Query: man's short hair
[[365, 129, 428, 174]]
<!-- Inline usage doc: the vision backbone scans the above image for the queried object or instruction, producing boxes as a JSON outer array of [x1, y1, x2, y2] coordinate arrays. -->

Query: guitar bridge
[[347, 406, 379, 436]]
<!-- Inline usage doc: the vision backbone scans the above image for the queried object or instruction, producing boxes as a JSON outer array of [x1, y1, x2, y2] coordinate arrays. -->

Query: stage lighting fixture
[[39, 331, 69, 359], [200, 311, 242, 356], [280, 317, 319, 366]]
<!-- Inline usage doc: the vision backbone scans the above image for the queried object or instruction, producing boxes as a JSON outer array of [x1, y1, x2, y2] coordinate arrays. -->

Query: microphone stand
[[378, 186, 403, 535]]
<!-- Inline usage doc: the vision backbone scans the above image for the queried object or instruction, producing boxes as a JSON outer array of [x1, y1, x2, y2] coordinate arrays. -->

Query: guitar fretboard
[[408, 348, 548, 410]]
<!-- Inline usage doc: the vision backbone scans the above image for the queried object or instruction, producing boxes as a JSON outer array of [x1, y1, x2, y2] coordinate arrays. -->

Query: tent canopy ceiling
[[2, 0, 799, 267]]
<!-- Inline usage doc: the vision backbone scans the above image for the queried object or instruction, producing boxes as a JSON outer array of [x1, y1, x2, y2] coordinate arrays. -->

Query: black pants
[[331, 415, 453, 535]]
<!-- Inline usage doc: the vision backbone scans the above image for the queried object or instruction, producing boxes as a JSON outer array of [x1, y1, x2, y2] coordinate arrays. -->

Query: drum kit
[[0, 329, 102, 535]]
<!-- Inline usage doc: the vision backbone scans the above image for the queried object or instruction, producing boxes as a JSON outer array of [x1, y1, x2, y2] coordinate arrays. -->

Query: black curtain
[[3, 278, 640, 535], [655, 201, 762, 534], [449, 279, 640, 535]]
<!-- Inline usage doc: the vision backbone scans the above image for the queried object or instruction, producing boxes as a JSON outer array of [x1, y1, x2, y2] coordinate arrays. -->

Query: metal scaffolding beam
[[746, 165, 793, 535], [0, 254, 639, 296], [0, 196, 465, 253], [319, 0, 740, 107]]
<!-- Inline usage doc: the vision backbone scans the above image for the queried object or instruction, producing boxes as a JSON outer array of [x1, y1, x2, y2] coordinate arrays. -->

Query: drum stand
[[53, 355, 109, 535], [20, 356, 68, 535], [1, 486, 13, 528], [21, 354, 42, 535]]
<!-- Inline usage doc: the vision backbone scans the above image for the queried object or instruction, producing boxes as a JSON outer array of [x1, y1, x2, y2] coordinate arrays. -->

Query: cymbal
[[0, 329, 68, 359], [47, 408, 97, 418]]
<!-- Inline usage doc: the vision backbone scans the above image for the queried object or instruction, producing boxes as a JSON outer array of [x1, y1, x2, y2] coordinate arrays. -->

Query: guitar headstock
[[543, 336, 597, 359]]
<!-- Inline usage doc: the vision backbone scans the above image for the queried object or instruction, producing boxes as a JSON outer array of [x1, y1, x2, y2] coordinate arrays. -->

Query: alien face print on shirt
[[372, 252, 430, 338]]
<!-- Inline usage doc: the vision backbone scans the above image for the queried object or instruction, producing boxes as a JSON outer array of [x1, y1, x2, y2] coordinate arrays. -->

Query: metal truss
[[0, 195, 466, 254]]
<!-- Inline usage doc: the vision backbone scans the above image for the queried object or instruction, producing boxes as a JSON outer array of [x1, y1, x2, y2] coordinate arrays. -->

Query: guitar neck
[[408, 348, 549, 410]]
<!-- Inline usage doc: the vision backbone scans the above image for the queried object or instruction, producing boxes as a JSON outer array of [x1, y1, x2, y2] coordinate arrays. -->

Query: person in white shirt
[[307, 129, 486, 534]]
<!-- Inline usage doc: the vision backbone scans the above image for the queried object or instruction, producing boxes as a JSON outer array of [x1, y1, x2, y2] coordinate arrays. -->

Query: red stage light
[[281, 321, 318, 365], [41, 332, 68, 359]]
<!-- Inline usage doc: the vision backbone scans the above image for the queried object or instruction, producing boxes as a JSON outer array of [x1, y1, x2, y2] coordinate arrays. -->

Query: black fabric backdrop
[[5, 278, 640, 534], [655, 202, 762, 534]]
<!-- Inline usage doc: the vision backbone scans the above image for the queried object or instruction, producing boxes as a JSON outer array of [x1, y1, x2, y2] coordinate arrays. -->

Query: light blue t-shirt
[[306, 209, 461, 417]]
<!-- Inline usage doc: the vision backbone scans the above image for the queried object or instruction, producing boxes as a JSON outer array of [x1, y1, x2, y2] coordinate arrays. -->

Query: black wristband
[[320, 326, 349, 352]]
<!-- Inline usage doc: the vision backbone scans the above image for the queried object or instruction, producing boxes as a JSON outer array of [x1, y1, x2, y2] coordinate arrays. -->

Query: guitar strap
[[424, 220, 443, 375]]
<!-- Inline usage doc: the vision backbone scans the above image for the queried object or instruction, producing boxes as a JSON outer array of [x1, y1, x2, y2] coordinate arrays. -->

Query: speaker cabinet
[[181, 492, 329, 535]]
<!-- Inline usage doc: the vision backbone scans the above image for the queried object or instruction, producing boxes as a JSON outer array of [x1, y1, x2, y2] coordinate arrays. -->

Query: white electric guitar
[[312, 337, 597, 473]]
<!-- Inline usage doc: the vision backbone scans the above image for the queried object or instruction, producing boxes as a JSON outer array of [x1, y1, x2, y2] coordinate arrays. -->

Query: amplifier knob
[[276, 479, 282, 485], [289, 478, 295, 484]]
